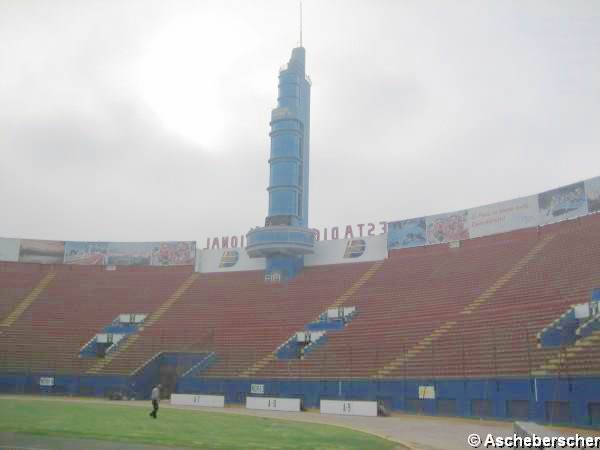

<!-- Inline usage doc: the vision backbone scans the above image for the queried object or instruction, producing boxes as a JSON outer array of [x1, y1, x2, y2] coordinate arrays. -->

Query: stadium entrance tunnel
[[130, 352, 216, 399]]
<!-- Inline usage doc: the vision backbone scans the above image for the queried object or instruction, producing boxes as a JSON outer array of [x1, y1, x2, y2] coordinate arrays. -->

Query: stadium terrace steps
[[374, 234, 556, 378], [390, 218, 600, 379], [201, 263, 375, 378], [239, 351, 277, 377], [0, 271, 56, 328], [82, 263, 373, 377], [141, 273, 201, 327], [0, 268, 53, 323], [251, 227, 547, 378], [327, 260, 384, 310], [86, 272, 200, 374], [238, 260, 385, 377], [2, 215, 600, 379], [259, 217, 600, 379], [0, 265, 192, 373]]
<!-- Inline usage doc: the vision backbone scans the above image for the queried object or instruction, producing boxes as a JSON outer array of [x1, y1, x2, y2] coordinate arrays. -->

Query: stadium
[[2, 2, 600, 450]]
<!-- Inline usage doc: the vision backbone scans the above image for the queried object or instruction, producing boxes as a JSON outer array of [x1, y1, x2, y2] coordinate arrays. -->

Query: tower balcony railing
[[246, 225, 315, 258]]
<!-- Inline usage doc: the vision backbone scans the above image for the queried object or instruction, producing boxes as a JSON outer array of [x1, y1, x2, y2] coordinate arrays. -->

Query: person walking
[[149, 384, 161, 419]]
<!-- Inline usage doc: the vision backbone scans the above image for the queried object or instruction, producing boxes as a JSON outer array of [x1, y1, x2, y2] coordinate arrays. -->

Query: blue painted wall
[[0, 372, 131, 398], [176, 376, 600, 427], [2, 372, 599, 427]]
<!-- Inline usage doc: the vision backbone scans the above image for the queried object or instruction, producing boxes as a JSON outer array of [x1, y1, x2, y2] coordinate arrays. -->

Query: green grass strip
[[0, 398, 397, 450]]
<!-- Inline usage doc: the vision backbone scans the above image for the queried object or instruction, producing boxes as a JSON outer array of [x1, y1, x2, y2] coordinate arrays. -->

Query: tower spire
[[299, 1, 303, 47]]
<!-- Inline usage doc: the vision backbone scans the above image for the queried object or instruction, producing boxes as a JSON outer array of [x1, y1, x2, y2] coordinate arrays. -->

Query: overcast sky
[[1, 0, 599, 243]]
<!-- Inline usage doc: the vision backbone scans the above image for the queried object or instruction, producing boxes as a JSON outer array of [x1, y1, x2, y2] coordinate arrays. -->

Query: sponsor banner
[[538, 181, 588, 225], [39, 376, 54, 387], [343, 239, 366, 258], [196, 247, 265, 273], [250, 384, 265, 394], [0, 237, 20, 262], [418, 386, 436, 400], [320, 400, 378, 417], [64, 241, 109, 265], [219, 250, 239, 268], [387, 217, 427, 249], [246, 396, 301, 412], [104, 241, 195, 266], [149, 241, 195, 266], [19, 239, 65, 264], [426, 210, 470, 245], [106, 242, 152, 266], [468, 195, 539, 239], [388, 177, 600, 250], [585, 176, 600, 214], [170, 394, 224, 408], [305, 234, 387, 267]]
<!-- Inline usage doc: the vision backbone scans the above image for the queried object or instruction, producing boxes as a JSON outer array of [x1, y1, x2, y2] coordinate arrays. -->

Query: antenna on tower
[[299, 1, 303, 47]]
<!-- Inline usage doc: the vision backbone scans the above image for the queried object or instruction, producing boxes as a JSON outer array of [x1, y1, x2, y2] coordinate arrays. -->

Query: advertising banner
[[246, 396, 302, 412], [64, 241, 109, 265], [39, 377, 54, 387], [196, 247, 265, 273], [387, 217, 427, 249], [426, 210, 470, 245], [104, 242, 195, 266], [170, 394, 225, 408], [305, 234, 387, 267], [418, 386, 436, 400], [18, 239, 65, 264], [585, 176, 600, 214], [468, 195, 539, 238], [388, 177, 600, 250], [320, 400, 378, 417], [538, 181, 588, 225], [106, 242, 153, 266], [63, 241, 195, 266], [0, 238, 20, 262], [150, 242, 195, 266]]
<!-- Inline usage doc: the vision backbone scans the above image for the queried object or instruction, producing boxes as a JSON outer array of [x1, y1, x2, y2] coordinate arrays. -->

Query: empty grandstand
[[1, 201, 600, 426], [1, 43, 600, 430]]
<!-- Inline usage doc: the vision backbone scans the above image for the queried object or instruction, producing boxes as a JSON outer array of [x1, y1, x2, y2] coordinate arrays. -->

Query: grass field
[[0, 398, 397, 450]]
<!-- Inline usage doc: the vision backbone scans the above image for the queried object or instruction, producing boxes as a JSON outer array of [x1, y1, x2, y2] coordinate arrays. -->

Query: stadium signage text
[[203, 221, 388, 250]]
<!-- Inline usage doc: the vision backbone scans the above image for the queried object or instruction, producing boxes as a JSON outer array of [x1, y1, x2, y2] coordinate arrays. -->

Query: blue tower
[[246, 46, 315, 280]]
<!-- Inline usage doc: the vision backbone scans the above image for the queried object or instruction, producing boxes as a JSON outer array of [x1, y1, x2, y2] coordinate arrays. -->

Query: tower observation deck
[[246, 46, 315, 280]]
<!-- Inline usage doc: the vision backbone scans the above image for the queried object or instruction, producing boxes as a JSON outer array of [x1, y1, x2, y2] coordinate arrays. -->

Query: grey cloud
[[1, 0, 600, 243]]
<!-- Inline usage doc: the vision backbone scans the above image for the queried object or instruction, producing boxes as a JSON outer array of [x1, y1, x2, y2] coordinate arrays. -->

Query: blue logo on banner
[[219, 250, 239, 268], [344, 239, 366, 258]]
